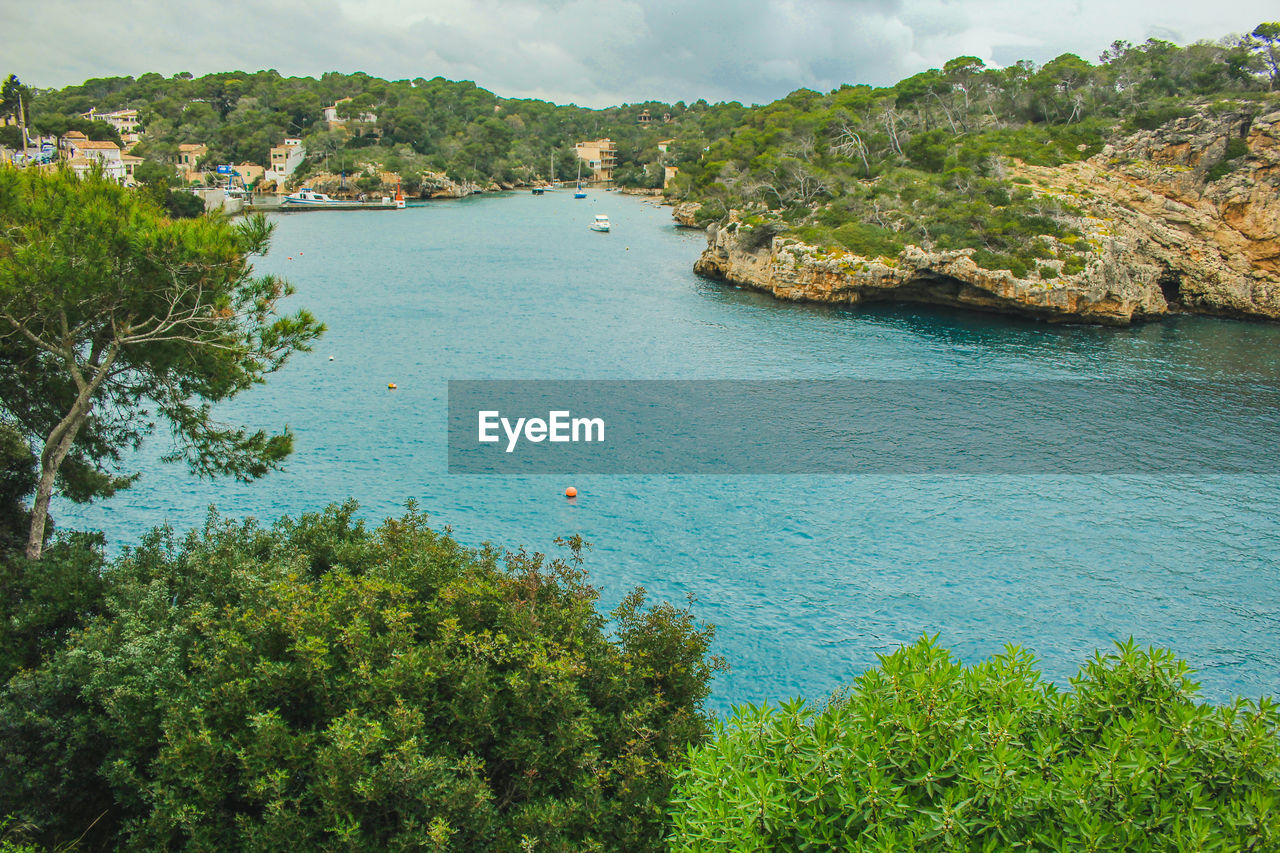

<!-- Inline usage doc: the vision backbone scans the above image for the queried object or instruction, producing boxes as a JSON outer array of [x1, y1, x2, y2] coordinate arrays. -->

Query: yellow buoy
[[388, 382, 397, 390], [565, 486, 578, 498]]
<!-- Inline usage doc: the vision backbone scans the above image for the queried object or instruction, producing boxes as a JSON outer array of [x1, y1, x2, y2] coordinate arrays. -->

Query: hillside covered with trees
[[671, 24, 1280, 277], [11, 24, 1278, 234], [21, 71, 717, 193]]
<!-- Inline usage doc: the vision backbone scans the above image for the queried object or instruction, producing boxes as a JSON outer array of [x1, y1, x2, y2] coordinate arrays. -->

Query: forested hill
[[671, 26, 1280, 274], [9, 24, 1280, 227], [682, 25, 1280, 325], [21, 71, 729, 191]]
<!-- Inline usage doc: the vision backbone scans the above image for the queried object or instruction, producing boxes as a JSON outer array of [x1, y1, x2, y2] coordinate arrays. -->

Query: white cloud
[[5, 0, 1277, 106]]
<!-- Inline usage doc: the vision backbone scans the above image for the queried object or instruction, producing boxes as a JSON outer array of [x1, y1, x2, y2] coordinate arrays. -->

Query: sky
[[4, 0, 1276, 107]]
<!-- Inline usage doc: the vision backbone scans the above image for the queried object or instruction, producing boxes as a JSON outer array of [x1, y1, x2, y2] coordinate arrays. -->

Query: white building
[[79, 108, 142, 144], [265, 138, 305, 189], [323, 98, 377, 130], [67, 139, 126, 183]]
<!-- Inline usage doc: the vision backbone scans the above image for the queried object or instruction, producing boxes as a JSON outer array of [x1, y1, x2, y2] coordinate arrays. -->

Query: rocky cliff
[[691, 109, 1280, 324]]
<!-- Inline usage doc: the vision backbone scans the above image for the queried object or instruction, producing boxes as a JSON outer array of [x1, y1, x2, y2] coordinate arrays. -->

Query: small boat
[[574, 161, 587, 198], [283, 188, 343, 205], [532, 187, 544, 195], [589, 214, 611, 232]]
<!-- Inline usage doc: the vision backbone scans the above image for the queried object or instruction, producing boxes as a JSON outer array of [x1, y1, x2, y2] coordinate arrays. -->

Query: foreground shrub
[[671, 636, 1279, 851], [0, 502, 723, 851]]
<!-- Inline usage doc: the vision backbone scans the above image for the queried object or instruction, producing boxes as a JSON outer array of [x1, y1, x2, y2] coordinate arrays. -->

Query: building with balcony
[[573, 138, 617, 184], [79, 108, 142, 144]]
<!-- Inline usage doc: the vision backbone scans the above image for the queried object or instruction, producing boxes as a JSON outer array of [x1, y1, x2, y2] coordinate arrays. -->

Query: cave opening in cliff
[[1158, 272, 1184, 309]]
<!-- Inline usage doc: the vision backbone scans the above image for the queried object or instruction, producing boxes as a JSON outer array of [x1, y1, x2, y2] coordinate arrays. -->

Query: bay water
[[56, 190, 1280, 711]]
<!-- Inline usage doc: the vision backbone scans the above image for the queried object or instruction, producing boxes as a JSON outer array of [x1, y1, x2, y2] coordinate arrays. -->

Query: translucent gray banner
[[446, 380, 1280, 474]]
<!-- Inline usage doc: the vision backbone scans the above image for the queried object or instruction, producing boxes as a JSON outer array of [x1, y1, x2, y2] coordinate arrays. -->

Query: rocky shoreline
[[689, 110, 1280, 325]]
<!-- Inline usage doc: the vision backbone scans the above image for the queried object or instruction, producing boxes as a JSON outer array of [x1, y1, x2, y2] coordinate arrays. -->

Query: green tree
[[1247, 23, 1280, 89], [0, 76, 32, 159], [0, 167, 323, 559]]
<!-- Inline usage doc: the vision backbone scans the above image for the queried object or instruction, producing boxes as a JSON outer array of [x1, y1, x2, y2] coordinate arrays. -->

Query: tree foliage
[[670, 636, 1280, 851], [0, 502, 725, 851], [0, 167, 323, 558]]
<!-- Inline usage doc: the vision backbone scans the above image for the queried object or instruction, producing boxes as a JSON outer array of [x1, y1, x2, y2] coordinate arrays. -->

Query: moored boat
[[283, 188, 343, 205], [589, 214, 611, 232]]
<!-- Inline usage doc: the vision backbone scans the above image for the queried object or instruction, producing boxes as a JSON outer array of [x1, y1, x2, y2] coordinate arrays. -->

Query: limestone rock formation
[[693, 109, 1280, 324], [672, 201, 704, 228]]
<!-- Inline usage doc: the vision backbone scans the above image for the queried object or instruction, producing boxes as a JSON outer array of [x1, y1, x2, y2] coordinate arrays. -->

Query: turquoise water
[[57, 191, 1280, 711]]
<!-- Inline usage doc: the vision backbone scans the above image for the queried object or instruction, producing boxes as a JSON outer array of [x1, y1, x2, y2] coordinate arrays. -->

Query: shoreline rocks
[[690, 110, 1280, 325]]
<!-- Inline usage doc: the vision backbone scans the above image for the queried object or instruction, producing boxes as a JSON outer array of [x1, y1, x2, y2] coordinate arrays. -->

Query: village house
[[231, 162, 265, 187], [573, 138, 617, 184], [79, 108, 141, 135], [657, 139, 674, 153], [176, 143, 208, 179], [664, 165, 680, 188], [264, 138, 305, 190], [67, 140, 126, 183], [323, 98, 377, 130], [121, 153, 143, 184], [79, 108, 143, 145], [638, 109, 652, 125], [59, 130, 88, 155]]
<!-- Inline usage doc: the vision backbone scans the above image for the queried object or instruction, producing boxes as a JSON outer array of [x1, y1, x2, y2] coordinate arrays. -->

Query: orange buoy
[[565, 486, 578, 498], [388, 382, 397, 390]]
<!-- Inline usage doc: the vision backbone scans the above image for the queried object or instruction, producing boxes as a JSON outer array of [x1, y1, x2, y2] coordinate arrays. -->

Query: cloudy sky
[[6, 0, 1276, 106]]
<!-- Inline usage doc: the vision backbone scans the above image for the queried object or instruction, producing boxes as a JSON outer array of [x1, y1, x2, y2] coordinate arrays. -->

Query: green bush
[[0, 503, 724, 852], [670, 637, 1280, 852], [0, 533, 106, 682], [1062, 254, 1088, 276], [1126, 104, 1195, 132], [0, 816, 43, 853], [792, 222, 905, 260], [971, 250, 1029, 279]]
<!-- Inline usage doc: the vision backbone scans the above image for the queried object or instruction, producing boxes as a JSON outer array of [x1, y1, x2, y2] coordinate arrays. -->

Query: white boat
[[589, 214, 611, 232], [283, 188, 343, 205]]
